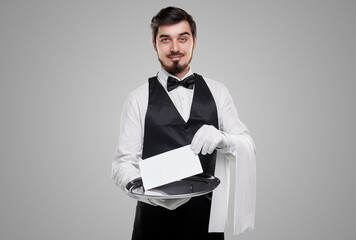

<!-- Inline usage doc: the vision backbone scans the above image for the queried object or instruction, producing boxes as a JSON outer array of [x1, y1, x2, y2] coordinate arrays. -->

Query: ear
[[193, 36, 197, 49], [152, 38, 157, 51]]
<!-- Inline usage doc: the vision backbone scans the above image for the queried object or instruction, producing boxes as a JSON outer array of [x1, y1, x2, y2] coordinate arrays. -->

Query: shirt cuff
[[216, 131, 236, 154]]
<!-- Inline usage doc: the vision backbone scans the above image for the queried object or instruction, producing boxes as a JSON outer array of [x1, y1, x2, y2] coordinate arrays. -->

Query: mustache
[[167, 52, 185, 57]]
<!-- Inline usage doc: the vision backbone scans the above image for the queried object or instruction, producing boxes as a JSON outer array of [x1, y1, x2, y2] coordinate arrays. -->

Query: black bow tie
[[167, 75, 195, 92]]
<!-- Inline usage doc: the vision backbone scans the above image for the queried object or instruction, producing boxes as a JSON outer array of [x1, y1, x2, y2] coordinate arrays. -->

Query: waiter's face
[[153, 20, 197, 78]]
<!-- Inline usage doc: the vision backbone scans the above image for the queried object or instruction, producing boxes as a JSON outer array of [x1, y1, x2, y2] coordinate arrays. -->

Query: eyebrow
[[179, 32, 190, 36], [158, 32, 191, 38]]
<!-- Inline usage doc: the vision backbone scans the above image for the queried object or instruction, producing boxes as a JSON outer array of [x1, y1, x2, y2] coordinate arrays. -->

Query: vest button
[[184, 124, 189, 130]]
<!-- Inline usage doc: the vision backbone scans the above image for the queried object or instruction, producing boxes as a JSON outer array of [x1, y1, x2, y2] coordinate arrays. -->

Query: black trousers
[[132, 195, 224, 240]]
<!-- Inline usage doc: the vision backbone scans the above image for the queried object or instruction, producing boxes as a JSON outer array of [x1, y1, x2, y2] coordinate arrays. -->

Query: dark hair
[[150, 6, 197, 43]]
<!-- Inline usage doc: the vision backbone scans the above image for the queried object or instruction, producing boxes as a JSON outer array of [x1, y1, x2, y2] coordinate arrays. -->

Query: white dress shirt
[[112, 67, 256, 235]]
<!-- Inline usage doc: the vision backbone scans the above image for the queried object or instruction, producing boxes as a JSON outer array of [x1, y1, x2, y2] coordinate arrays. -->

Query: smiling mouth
[[169, 56, 182, 61], [168, 53, 184, 59]]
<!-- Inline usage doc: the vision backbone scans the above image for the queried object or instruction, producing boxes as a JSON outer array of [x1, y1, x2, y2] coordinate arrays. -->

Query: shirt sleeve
[[111, 93, 144, 191], [215, 83, 256, 157]]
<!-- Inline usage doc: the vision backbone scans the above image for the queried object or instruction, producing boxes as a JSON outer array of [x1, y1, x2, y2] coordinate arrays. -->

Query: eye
[[179, 37, 187, 42], [161, 38, 170, 43]]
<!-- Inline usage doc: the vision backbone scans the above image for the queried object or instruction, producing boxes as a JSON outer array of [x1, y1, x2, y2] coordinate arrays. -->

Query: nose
[[170, 39, 179, 52]]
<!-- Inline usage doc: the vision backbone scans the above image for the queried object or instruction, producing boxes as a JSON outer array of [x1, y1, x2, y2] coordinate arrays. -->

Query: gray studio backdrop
[[1, 0, 355, 239]]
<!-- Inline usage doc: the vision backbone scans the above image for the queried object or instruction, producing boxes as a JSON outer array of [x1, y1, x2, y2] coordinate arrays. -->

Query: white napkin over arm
[[209, 132, 256, 235]]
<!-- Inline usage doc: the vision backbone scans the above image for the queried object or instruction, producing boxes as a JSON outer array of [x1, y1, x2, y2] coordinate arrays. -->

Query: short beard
[[160, 60, 188, 75], [158, 52, 193, 76]]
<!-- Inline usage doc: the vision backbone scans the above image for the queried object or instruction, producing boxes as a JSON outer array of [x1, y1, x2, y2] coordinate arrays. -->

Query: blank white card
[[139, 145, 203, 190]]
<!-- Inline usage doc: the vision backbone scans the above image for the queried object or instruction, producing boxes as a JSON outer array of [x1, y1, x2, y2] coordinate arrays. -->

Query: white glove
[[148, 198, 191, 210], [191, 125, 227, 155]]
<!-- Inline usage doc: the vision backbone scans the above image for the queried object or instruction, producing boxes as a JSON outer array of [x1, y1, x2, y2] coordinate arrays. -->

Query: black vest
[[142, 74, 218, 174], [132, 74, 224, 240]]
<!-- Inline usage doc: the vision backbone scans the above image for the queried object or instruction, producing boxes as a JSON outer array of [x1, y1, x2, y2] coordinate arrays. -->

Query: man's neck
[[173, 68, 190, 79], [163, 66, 191, 80]]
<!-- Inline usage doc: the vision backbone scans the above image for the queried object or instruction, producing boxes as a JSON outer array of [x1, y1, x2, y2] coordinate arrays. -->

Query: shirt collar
[[157, 66, 194, 91]]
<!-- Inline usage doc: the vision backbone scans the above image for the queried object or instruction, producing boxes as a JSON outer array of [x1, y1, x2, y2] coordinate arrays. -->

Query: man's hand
[[191, 125, 227, 155], [148, 198, 191, 210]]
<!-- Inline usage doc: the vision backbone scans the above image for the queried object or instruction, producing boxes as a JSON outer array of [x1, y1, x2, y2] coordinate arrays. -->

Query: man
[[112, 6, 256, 240]]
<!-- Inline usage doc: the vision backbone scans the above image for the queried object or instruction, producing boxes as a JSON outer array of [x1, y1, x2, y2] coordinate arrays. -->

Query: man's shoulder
[[126, 82, 149, 106], [200, 75, 224, 86], [199, 74, 228, 94], [129, 82, 148, 96]]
